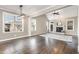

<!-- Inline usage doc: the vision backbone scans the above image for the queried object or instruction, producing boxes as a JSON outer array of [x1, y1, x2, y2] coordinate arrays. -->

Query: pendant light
[[19, 5, 25, 17]]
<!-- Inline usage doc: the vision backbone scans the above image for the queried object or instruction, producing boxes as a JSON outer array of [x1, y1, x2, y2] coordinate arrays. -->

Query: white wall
[[60, 6, 78, 35], [0, 5, 78, 42], [47, 6, 78, 35], [0, 10, 48, 41], [31, 15, 48, 35], [78, 6, 79, 52]]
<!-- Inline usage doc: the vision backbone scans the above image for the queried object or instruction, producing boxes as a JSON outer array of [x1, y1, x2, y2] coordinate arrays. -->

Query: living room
[[0, 5, 78, 54]]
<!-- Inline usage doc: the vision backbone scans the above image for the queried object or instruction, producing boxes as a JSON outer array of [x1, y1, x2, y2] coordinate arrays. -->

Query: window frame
[[3, 12, 24, 33], [31, 18, 36, 32]]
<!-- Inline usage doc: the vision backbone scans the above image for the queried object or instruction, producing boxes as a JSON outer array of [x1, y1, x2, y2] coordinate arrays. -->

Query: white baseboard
[[0, 32, 47, 42], [0, 35, 29, 42]]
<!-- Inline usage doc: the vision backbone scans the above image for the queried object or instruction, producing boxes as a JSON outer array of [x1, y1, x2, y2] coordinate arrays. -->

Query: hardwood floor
[[0, 35, 78, 54]]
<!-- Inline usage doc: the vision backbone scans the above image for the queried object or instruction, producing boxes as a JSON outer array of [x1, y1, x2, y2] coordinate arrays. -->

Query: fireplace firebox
[[56, 27, 63, 32]]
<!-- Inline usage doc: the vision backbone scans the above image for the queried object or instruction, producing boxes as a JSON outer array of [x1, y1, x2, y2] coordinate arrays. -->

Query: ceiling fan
[[52, 12, 59, 15]]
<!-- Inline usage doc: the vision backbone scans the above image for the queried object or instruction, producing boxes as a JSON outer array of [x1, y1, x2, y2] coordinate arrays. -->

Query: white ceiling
[[46, 6, 77, 20], [0, 5, 66, 17], [0, 5, 51, 16]]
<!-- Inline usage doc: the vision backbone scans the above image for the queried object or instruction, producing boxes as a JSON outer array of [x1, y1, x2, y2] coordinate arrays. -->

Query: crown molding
[[0, 5, 69, 17], [30, 5, 68, 17], [0, 6, 19, 14]]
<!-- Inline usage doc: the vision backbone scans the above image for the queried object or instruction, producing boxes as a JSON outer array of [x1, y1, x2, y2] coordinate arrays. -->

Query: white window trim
[[31, 18, 36, 32], [66, 19, 74, 31], [2, 12, 24, 33]]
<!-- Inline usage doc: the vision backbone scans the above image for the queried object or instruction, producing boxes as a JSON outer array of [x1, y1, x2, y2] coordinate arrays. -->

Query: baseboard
[[0, 35, 29, 42], [0, 32, 48, 42]]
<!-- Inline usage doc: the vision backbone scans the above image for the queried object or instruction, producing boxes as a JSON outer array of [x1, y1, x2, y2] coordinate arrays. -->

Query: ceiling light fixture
[[19, 5, 25, 17]]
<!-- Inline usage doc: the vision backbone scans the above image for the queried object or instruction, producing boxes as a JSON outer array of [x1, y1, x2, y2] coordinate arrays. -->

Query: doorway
[[49, 22, 54, 32]]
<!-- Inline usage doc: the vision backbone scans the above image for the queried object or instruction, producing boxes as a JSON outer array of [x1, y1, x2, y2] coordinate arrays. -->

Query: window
[[66, 19, 74, 31], [3, 12, 24, 33], [31, 19, 36, 32]]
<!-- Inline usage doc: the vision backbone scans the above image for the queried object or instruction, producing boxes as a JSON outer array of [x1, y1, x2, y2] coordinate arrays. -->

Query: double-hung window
[[3, 12, 24, 33]]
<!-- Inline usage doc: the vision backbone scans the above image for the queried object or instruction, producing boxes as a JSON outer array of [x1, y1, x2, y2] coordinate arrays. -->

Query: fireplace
[[56, 27, 63, 32]]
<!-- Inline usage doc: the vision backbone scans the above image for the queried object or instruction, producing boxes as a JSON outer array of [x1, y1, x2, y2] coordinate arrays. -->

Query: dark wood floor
[[0, 35, 78, 54]]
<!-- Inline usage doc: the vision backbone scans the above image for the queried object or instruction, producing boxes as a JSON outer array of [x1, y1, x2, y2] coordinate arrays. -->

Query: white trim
[[31, 5, 67, 17], [2, 12, 5, 33], [2, 12, 24, 33], [22, 16, 24, 32], [28, 17, 31, 36], [0, 5, 68, 17], [78, 6, 79, 52], [49, 22, 54, 32], [31, 18, 37, 32], [0, 35, 29, 42], [66, 19, 74, 31]]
